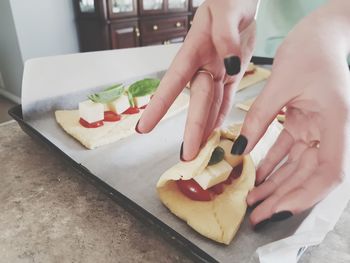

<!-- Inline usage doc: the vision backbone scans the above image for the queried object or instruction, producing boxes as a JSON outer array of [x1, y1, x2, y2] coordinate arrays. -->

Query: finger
[[248, 141, 308, 206], [137, 33, 202, 133], [247, 161, 297, 207], [210, 5, 241, 63], [231, 74, 292, 155], [256, 129, 294, 185], [271, 147, 318, 198], [202, 81, 224, 142], [272, 163, 341, 217], [250, 146, 318, 225], [214, 81, 236, 128], [182, 72, 214, 161], [272, 118, 347, 216]]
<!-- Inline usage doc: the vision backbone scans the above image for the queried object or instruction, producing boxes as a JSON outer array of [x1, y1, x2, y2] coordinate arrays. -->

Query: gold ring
[[188, 69, 215, 89], [308, 140, 320, 149], [196, 69, 215, 81]]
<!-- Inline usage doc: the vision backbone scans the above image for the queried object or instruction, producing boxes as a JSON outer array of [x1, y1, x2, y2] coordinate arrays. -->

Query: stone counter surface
[[1, 121, 349, 263]]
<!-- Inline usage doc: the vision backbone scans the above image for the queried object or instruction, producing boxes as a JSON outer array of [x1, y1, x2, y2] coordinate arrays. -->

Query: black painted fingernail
[[180, 142, 185, 161], [224, 56, 241, 76], [135, 120, 142, 134], [253, 218, 270, 231], [231, 135, 248, 155], [270, 211, 293, 222]]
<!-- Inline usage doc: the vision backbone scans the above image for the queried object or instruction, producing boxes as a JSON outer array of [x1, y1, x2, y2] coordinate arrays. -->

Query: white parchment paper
[[21, 44, 350, 263]]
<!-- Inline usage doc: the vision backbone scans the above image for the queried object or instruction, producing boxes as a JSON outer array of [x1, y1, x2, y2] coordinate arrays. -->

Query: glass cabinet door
[[142, 0, 164, 11], [79, 0, 95, 13], [168, 0, 187, 10], [108, 0, 137, 18], [111, 0, 134, 13]]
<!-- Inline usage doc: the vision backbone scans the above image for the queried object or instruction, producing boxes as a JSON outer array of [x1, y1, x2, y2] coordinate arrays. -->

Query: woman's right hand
[[137, 0, 258, 161]]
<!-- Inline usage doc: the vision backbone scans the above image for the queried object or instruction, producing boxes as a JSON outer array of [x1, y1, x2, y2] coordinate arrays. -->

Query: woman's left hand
[[238, 1, 350, 228]]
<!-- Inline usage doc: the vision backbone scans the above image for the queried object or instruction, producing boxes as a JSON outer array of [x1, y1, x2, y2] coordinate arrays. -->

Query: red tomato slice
[[230, 162, 243, 179], [139, 104, 147, 110], [123, 107, 140, 115], [176, 179, 212, 201], [104, 111, 121, 122], [79, 118, 104, 128], [224, 176, 233, 185], [209, 183, 224, 195], [243, 69, 256, 77]]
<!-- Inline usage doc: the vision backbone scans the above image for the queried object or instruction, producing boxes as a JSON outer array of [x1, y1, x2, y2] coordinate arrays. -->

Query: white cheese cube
[[134, 95, 151, 108], [79, 100, 104, 123], [193, 160, 232, 190], [108, 95, 131, 114], [103, 103, 110, 111]]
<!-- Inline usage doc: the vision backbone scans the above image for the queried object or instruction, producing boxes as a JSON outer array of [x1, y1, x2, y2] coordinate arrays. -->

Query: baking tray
[[8, 104, 216, 262], [9, 56, 293, 263]]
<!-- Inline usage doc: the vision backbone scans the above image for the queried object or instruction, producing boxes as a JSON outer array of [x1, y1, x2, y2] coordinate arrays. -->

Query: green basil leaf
[[128, 78, 160, 97], [88, 84, 124, 103], [127, 90, 135, 107]]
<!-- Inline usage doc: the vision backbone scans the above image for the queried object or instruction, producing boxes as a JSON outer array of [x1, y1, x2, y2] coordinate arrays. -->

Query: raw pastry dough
[[237, 66, 271, 91], [236, 97, 285, 123], [55, 92, 189, 149], [157, 127, 255, 245]]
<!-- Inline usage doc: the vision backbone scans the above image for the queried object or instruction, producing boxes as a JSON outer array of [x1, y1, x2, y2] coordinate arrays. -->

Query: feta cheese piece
[[133, 95, 151, 108], [79, 100, 104, 123], [193, 160, 232, 190], [108, 95, 131, 114]]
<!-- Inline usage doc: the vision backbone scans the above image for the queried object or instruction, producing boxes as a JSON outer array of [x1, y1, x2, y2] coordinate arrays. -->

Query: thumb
[[231, 76, 290, 155]]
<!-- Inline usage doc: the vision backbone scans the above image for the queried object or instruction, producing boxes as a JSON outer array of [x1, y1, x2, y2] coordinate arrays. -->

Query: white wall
[[10, 0, 79, 62], [0, 0, 79, 100], [0, 0, 24, 99]]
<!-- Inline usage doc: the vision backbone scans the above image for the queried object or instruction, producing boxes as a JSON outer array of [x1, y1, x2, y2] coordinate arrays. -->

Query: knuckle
[[212, 95, 223, 109], [192, 120, 206, 132], [172, 68, 189, 87], [333, 171, 345, 185], [212, 33, 236, 55], [153, 95, 169, 113], [245, 109, 265, 130], [191, 84, 214, 102]]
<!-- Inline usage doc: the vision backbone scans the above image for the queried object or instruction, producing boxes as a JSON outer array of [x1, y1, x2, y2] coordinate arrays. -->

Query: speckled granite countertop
[[1, 121, 349, 263]]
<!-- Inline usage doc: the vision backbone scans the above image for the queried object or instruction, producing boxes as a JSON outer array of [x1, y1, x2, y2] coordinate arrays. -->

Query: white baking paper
[[21, 44, 350, 263]]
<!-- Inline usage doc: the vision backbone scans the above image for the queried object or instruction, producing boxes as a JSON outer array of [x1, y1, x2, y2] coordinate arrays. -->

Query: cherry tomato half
[[123, 107, 140, 115], [104, 111, 121, 122], [209, 183, 224, 195], [79, 118, 104, 128], [230, 162, 243, 179], [243, 69, 256, 77], [176, 179, 212, 201]]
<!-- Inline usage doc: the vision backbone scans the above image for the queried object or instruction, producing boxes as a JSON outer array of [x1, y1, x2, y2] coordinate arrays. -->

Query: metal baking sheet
[[10, 60, 310, 263]]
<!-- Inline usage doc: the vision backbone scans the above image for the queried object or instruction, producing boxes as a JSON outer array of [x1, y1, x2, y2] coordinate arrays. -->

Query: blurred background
[[0, 0, 335, 123]]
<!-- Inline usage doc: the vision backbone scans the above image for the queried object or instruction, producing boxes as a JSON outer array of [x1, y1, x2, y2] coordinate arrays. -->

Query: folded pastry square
[[157, 126, 256, 245]]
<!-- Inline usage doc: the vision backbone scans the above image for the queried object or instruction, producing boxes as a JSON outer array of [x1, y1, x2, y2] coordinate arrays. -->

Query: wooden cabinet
[[110, 19, 140, 49], [74, 0, 199, 52]]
